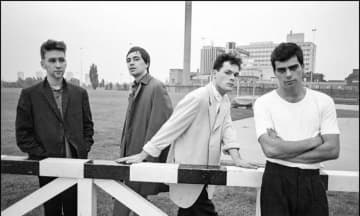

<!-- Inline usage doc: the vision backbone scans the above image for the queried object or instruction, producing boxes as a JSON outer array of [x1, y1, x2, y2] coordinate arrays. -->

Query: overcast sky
[[1, 1, 359, 83]]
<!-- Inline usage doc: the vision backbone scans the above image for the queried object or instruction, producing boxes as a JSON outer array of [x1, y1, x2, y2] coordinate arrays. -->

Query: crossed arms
[[258, 129, 340, 164]]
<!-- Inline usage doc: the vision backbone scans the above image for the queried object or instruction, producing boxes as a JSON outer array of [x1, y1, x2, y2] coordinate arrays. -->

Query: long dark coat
[[120, 73, 173, 195]]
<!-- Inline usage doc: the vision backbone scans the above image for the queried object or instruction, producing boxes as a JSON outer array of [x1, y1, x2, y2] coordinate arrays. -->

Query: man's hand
[[234, 159, 264, 169], [267, 128, 281, 139], [311, 133, 324, 147], [115, 151, 149, 164]]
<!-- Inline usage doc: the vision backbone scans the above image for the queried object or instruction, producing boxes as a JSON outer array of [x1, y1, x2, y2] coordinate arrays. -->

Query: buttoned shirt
[[51, 87, 72, 158]]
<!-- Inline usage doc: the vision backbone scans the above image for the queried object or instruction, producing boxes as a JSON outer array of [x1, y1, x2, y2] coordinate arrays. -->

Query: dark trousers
[[260, 161, 328, 216], [178, 185, 218, 216], [39, 176, 77, 216]]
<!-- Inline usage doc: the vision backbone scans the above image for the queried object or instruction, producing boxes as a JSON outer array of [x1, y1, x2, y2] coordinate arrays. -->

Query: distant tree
[[99, 78, 105, 88], [345, 69, 359, 86], [89, 64, 99, 89], [114, 82, 121, 90], [122, 82, 130, 90], [105, 82, 113, 90]]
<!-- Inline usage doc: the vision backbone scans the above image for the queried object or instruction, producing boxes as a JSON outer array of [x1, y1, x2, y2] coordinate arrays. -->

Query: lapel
[[40, 78, 63, 122], [62, 82, 69, 118], [214, 99, 225, 131], [133, 73, 151, 101], [207, 84, 217, 131]]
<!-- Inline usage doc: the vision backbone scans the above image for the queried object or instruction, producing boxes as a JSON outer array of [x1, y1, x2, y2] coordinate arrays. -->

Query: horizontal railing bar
[[1, 155, 358, 192]]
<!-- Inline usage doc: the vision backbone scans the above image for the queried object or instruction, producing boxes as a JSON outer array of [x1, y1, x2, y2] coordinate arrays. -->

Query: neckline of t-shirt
[[274, 87, 310, 105]]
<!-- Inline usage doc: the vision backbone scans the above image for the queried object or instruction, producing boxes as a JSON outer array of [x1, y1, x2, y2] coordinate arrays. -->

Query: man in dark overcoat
[[15, 39, 94, 216], [113, 46, 173, 216]]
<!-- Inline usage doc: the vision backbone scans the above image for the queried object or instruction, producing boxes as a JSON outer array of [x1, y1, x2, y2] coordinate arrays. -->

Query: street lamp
[[80, 47, 83, 86], [311, 28, 317, 85]]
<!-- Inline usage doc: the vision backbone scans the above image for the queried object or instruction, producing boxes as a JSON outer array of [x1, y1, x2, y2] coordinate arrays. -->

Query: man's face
[[274, 55, 304, 91], [126, 51, 148, 79], [41, 50, 66, 80], [214, 61, 239, 95]]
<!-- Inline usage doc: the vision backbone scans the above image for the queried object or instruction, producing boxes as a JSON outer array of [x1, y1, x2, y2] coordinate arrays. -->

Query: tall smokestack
[[183, 1, 192, 75]]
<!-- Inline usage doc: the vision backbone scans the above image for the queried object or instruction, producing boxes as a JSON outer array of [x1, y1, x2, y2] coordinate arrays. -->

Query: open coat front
[[143, 83, 240, 208], [120, 73, 173, 196]]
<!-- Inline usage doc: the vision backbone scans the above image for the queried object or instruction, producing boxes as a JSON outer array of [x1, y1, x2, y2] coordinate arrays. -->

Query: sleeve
[[221, 105, 241, 155], [320, 96, 340, 135], [82, 90, 94, 152], [143, 93, 200, 157], [15, 89, 47, 156], [144, 84, 173, 142], [253, 97, 274, 140]]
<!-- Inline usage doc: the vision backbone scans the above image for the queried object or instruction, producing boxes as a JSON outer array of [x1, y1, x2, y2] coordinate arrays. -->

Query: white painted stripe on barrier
[[130, 162, 179, 184], [95, 179, 167, 216], [322, 170, 359, 192], [39, 158, 89, 178], [226, 166, 264, 187], [1, 155, 28, 160], [78, 178, 97, 216], [1, 178, 77, 216]]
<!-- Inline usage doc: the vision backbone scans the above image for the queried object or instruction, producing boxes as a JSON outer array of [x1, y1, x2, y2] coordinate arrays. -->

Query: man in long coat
[[113, 46, 173, 216]]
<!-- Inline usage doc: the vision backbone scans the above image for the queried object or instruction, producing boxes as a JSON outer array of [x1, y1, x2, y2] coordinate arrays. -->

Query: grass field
[[1, 88, 359, 216]]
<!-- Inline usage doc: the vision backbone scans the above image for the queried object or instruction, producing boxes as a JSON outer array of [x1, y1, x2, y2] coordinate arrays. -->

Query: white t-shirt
[[253, 88, 340, 169]]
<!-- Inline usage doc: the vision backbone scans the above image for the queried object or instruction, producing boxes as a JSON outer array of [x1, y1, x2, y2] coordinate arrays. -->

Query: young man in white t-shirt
[[253, 42, 340, 216]]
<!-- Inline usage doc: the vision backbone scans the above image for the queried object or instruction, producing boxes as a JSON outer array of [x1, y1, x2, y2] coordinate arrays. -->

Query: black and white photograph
[[1, 1, 358, 216]]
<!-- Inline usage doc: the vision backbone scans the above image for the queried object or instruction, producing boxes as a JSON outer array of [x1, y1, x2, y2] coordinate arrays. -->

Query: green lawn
[[1, 88, 359, 216]]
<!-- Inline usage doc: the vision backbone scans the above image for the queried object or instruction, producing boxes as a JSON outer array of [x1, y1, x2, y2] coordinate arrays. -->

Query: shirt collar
[[211, 82, 223, 103], [134, 72, 151, 86], [44, 77, 67, 90]]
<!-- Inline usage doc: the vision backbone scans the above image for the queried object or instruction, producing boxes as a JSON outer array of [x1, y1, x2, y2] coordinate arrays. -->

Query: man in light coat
[[113, 46, 173, 216], [117, 53, 261, 216]]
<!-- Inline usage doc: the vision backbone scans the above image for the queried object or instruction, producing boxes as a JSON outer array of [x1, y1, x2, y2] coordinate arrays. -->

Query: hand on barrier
[[234, 159, 264, 169], [115, 150, 149, 164]]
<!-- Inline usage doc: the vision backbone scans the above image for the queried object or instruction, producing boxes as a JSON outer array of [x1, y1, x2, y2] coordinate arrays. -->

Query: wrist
[[140, 150, 149, 160]]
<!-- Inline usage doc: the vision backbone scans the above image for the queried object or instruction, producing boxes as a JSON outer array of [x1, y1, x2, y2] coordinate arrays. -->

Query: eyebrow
[[127, 55, 141, 59], [276, 64, 299, 70]]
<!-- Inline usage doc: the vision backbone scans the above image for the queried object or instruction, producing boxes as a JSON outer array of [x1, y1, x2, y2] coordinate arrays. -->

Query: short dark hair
[[213, 53, 242, 71], [127, 46, 151, 72], [40, 39, 66, 59], [271, 42, 304, 71]]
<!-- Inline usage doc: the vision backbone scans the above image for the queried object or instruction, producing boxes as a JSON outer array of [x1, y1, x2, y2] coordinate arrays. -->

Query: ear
[[40, 60, 45, 70], [212, 70, 217, 79]]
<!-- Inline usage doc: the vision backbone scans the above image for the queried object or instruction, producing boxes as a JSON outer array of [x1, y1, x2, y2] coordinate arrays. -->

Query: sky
[[1, 1, 359, 83]]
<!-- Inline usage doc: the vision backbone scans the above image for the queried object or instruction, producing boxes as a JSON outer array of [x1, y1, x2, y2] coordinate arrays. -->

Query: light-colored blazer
[[143, 83, 240, 208]]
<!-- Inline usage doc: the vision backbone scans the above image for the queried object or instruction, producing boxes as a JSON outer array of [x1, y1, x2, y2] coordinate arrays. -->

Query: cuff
[[143, 142, 162, 157], [222, 143, 240, 155]]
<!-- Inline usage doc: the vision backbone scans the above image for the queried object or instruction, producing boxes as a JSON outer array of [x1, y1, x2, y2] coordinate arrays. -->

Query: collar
[[43, 77, 68, 90], [211, 82, 223, 103], [134, 72, 151, 86]]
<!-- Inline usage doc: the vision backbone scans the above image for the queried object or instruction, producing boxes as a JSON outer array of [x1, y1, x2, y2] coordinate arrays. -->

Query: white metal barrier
[[1, 155, 359, 216]]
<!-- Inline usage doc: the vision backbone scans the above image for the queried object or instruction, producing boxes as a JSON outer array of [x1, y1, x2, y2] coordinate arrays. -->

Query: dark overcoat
[[15, 78, 94, 159], [120, 73, 173, 195]]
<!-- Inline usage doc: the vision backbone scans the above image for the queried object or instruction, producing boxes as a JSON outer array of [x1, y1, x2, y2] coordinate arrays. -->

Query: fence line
[[1, 155, 359, 216]]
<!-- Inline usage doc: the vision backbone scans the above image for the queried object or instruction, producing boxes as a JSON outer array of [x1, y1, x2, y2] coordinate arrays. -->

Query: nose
[[128, 59, 134, 66], [55, 61, 62, 68], [285, 69, 292, 77]]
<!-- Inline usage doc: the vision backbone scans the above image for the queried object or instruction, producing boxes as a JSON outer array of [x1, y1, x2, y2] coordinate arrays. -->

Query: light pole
[[311, 28, 317, 85], [80, 47, 83, 86]]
